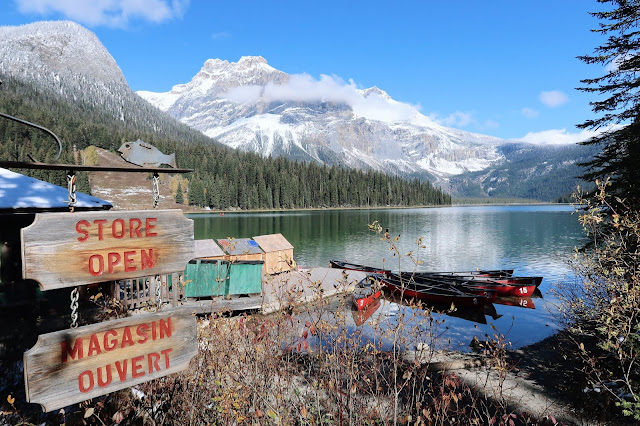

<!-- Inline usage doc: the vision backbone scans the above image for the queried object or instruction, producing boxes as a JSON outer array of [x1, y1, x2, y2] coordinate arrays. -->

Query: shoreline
[[183, 202, 568, 215]]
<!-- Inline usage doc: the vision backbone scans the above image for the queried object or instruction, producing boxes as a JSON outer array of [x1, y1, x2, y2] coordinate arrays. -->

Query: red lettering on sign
[[97, 365, 112, 387], [141, 248, 154, 270], [104, 330, 118, 351], [145, 218, 158, 237], [88, 334, 102, 357], [94, 219, 108, 240], [78, 370, 94, 393], [161, 348, 173, 369], [76, 220, 90, 242], [123, 251, 137, 273], [75, 217, 162, 242], [88, 254, 104, 276], [107, 252, 121, 274], [61, 338, 83, 363], [76, 348, 175, 392], [131, 355, 145, 378], [136, 324, 149, 344], [87, 249, 157, 276], [112, 219, 125, 239], [130, 218, 142, 238], [120, 327, 134, 348], [159, 318, 172, 339], [148, 352, 161, 374], [115, 360, 128, 382]]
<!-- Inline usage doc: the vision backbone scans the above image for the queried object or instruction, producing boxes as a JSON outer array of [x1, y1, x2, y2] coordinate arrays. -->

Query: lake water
[[189, 205, 586, 350]]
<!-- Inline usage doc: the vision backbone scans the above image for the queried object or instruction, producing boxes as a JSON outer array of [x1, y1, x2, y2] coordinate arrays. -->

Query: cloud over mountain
[[15, 0, 189, 27]]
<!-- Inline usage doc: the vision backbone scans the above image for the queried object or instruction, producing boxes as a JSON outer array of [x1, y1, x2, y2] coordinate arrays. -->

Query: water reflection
[[189, 205, 585, 349]]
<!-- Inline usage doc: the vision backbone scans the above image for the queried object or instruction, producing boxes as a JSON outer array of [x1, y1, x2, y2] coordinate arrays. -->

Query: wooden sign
[[21, 210, 195, 289], [24, 308, 198, 412]]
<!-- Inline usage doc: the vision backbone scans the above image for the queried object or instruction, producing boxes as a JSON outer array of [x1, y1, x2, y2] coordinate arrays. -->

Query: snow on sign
[[24, 308, 198, 412], [21, 210, 195, 290]]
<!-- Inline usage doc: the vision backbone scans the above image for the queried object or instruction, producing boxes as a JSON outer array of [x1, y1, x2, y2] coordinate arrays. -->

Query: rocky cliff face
[[138, 56, 506, 180]]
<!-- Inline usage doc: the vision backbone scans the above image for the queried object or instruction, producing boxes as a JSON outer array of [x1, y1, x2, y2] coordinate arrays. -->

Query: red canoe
[[379, 275, 492, 308], [352, 276, 384, 311], [401, 273, 540, 297], [329, 260, 514, 279], [352, 299, 382, 325]]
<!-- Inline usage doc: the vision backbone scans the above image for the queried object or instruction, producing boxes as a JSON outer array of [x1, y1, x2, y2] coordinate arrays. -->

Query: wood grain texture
[[24, 308, 198, 412], [21, 210, 195, 289]]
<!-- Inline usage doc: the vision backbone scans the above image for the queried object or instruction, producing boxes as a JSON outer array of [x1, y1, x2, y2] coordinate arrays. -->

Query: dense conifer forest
[[0, 74, 451, 209]]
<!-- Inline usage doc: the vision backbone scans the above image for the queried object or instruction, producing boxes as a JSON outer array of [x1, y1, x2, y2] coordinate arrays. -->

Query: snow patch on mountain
[[138, 56, 506, 179]]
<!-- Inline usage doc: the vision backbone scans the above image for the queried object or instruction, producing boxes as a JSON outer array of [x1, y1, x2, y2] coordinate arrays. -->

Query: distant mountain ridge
[[138, 56, 593, 200], [137, 56, 506, 178], [0, 21, 592, 201]]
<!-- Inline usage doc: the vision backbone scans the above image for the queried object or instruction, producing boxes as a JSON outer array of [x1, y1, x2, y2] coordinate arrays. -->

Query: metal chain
[[152, 172, 160, 209], [66, 172, 77, 212], [70, 287, 79, 328], [155, 275, 162, 310]]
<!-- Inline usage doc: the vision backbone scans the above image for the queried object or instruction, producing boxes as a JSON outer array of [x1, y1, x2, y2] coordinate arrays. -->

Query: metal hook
[[0, 112, 63, 161]]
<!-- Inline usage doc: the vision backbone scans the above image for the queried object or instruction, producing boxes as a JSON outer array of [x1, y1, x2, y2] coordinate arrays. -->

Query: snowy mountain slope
[[138, 56, 506, 179], [0, 21, 589, 200], [0, 21, 215, 142]]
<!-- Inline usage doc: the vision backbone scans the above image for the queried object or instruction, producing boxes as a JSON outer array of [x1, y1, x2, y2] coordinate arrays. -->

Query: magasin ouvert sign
[[20, 209, 198, 412]]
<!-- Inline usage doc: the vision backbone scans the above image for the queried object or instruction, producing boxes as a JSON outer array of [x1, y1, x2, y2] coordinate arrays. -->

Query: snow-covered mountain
[[0, 21, 210, 139], [0, 21, 591, 200], [138, 56, 506, 180]]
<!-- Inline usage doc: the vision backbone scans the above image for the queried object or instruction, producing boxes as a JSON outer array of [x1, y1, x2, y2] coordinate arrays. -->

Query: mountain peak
[[360, 86, 391, 101], [0, 20, 125, 86], [238, 55, 268, 64]]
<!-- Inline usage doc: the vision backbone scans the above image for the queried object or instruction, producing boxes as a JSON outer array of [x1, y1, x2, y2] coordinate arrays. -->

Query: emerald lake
[[189, 205, 585, 349]]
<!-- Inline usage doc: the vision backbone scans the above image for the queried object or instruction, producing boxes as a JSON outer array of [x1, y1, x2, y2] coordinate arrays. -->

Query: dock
[[178, 267, 367, 315]]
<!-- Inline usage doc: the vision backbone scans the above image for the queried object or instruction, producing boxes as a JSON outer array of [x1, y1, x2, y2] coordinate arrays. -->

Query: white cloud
[[539, 90, 569, 107], [521, 107, 539, 118], [15, 0, 189, 27], [518, 128, 600, 145], [211, 31, 230, 40], [429, 111, 474, 127], [225, 73, 421, 123], [482, 119, 500, 130]]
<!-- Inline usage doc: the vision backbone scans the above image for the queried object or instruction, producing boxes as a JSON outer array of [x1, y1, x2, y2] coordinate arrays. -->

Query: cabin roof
[[0, 168, 112, 212], [217, 238, 264, 255], [252, 233, 294, 252], [194, 239, 226, 258]]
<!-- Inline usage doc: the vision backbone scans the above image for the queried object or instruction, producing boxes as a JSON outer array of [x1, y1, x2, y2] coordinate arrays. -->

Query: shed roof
[[217, 238, 264, 255], [252, 233, 294, 252], [194, 239, 226, 258], [0, 168, 112, 212]]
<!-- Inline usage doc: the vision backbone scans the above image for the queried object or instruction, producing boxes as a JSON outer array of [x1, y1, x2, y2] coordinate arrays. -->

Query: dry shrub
[[553, 179, 640, 420]]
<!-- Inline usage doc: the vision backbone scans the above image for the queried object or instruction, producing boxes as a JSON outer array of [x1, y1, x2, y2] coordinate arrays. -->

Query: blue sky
[[3, 0, 610, 143]]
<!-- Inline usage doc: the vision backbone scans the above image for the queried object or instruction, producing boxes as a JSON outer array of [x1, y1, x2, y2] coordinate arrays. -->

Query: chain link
[[152, 172, 160, 209], [70, 287, 79, 328], [155, 275, 162, 310], [66, 172, 77, 212]]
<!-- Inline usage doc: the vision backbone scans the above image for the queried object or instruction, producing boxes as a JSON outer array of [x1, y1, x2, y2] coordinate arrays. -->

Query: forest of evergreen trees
[[0, 73, 451, 210]]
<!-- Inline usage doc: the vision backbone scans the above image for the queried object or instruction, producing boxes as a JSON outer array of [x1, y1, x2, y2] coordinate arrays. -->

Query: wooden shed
[[252, 233, 295, 274]]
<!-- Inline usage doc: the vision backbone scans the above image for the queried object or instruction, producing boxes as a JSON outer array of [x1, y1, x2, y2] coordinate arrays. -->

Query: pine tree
[[175, 184, 184, 204], [577, 0, 640, 207]]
